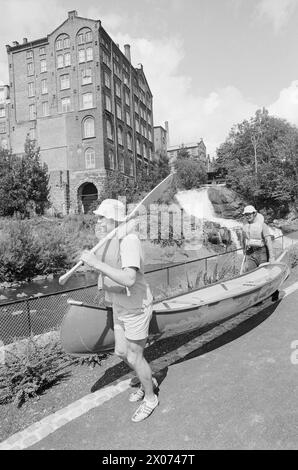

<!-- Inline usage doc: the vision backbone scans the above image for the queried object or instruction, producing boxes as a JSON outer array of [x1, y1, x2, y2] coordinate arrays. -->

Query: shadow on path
[[91, 297, 281, 393]]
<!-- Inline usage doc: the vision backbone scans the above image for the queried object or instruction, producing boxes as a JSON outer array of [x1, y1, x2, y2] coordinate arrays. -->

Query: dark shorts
[[244, 246, 268, 273]]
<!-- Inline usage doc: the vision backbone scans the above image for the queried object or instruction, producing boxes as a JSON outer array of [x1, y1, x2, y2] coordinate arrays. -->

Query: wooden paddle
[[58, 172, 175, 286]]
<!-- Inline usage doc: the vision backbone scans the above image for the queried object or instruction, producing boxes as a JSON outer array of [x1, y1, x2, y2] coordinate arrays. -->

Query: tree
[[0, 137, 50, 217], [215, 109, 298, 218], [174, 147, 208, 189]]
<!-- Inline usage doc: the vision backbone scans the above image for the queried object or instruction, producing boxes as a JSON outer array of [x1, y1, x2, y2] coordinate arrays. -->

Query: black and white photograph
[[0, 0, 298, 453]]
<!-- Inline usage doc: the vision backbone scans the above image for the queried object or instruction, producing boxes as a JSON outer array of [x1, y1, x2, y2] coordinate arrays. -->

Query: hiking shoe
[[131, 395, 159, 422], [129, 377, 158, 402]]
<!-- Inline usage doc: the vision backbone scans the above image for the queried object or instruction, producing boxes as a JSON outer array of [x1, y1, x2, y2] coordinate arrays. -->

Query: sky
[[1, 0, 298, 156]]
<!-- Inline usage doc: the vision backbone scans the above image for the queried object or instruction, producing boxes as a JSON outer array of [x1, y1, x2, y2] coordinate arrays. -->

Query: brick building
[[5, 10, 154, 214], [167, 139, 208, 170], [153, 121, 168, 159]]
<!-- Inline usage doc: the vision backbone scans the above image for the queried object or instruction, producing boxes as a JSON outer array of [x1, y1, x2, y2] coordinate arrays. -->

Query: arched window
[[108, 150, 115, 169], [117, 126, 123, 146], [143, 143, 147, 157], [119, 154, 125, 173], [136, 138, 141, 155], [127, 132, 132, 151], [83, 117, 95, 138], [106, 119, 113, 140], [85, 147, 95, 169]]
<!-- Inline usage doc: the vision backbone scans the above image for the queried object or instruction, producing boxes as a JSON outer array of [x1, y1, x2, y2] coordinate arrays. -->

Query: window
[[85, 147, 95, 169], [82, 92, 93, 109], [42, 102, 49, 116], [61, 97, 71, 113], [129, 158, 134, 176], [28, 82, 35, 97], [0, 108, 5, 118], [108, 150, 115, 169], [117, 127, 123, 146], [41, 79, 48, 94], [56, 39, 63, 50], [39, 47, 45, 55], [126, 110, 131, 126], [137, 139, 141, 155], [57, 55, 64, 68], [105, 94, 112, 112], [78, 33, 84, 45], [27, 63, 34, 76], [125, 91, 130, 106], [85, 31, 92, 43], [123, 73, 129, 86], [106, 119, 113, 140], [64, 37, 70, 48], [26, 51, 33, 59], [79, 49, 85, 63], [60, 74, 70, 90], [127, 132, 132, 151], [115, 82, 121, 98], [104, 71, 111, 88], [0, 122, 6, 133], [148, 147, 152, 159], [83, 117, 95, 138], [102, 51, 110, 67], [134, 99, 138, 113], [119, 154, 124, 173], [86, 47, 93, 61], [148, 128, 152, 141], [29, 104, 35, 120], [40, 59, 47, 73], [143, 143, 147, 157], [135, 119, 140, 133], [82, 68, 92, 85], [116, 103, 122, 120], [64, 53, 71, 67]]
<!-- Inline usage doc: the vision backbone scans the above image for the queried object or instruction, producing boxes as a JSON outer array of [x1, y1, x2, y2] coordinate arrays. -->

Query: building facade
[[0, 85, 10, 150], [153, 121, 168, 159], [5, 10, 154, 214], [167, 139, 208, 169]]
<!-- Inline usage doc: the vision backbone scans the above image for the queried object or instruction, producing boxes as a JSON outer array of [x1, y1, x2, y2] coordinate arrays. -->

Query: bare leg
[[126, 338, 155, 402]]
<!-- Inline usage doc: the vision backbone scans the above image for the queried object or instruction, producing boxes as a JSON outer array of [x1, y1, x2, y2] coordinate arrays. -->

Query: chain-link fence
[[0, 235, 290, 346]]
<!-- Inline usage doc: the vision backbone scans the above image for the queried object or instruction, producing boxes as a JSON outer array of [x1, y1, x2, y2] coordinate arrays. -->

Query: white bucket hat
[[93, 199, 126, 222], [243, 205, 257, 214]]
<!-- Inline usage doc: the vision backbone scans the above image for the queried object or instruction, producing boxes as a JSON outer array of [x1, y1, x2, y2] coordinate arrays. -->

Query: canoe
[[60, 261, 290, 355]]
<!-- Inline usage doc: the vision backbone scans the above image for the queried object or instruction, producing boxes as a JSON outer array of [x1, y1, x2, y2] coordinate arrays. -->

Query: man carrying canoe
[[80, 199, 159, 422], [242, 205, 275, 273]]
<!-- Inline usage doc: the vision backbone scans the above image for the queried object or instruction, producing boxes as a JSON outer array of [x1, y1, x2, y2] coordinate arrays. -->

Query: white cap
[[243, 205, 257, 214], [93, 199, 126, 222]]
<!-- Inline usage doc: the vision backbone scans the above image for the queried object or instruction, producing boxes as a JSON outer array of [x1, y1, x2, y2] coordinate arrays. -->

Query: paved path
[[2, 283, 298, 450]]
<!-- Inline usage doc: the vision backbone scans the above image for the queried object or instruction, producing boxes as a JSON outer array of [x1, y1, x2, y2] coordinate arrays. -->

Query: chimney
[[68, 10, 78, 19], [12, 41, 19, 47], [165, 121, 169, 145], [124, 44, 131, 62], [23, 38, 28, 44]]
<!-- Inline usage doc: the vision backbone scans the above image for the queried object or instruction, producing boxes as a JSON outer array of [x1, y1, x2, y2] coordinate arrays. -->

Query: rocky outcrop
[[207, 186, 245, 220]]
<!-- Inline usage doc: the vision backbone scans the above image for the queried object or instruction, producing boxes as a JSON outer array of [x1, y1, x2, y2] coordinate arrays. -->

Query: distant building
[[0, 85, 10, 150], [153, 120, 168, 159], [5, 10, 154, 214], [167, 138, 207, 169]]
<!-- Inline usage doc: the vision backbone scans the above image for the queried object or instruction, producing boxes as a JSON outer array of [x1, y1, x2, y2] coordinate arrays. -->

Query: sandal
[[129, 377, 158, 402], [131, 395, 159, 422]]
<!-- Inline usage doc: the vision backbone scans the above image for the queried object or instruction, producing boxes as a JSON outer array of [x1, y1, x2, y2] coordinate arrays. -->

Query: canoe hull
[[60, 262, 290, 355]]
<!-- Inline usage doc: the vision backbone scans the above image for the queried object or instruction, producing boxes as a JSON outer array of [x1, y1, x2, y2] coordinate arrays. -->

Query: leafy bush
[[0, 220, 39, 282], [0, 338, 75, 407], [287, 244, 298, 268]]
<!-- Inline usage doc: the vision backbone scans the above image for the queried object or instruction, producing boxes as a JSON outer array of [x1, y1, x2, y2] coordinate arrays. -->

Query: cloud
[[269, 81, 298, 125], [254, 0, 297, 33]]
